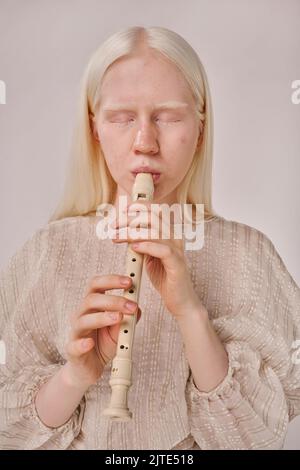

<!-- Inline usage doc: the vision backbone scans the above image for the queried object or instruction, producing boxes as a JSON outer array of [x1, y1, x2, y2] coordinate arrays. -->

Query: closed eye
[[110, 119, 134, 125], [155, 118, 181, 123], [110, 118, 181, 125]]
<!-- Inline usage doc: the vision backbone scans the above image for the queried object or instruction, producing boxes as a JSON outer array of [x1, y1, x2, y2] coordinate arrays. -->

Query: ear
[[89, 112, 100, 142], [196, 122, 204, 149]]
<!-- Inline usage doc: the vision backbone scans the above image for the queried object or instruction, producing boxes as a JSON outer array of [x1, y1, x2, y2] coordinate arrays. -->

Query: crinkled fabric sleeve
[[185, 230, 300, 450], [0, 226, 86, 450]]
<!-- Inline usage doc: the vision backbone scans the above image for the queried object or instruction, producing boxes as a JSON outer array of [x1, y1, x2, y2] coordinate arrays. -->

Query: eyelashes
[[110, 118, 181, 126]]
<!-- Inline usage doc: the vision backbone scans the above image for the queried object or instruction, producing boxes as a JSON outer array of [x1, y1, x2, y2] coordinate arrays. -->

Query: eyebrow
[[102, 101, 189, 112]]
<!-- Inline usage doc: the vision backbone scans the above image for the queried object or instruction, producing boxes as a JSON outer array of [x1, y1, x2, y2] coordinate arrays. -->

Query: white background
[[0, 0, 299, 449]]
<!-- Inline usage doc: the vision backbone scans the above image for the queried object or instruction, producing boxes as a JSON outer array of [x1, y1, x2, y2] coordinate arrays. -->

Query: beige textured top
[[0, 214, 299, 450]]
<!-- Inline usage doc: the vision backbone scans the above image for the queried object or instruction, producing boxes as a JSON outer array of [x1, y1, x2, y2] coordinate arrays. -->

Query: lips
[[131, 166, 161, 183], [131, 166, 161, 175], [131, 169, 161, 184]]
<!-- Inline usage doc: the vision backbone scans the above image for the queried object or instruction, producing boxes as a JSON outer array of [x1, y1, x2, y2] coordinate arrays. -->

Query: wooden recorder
[[102, 172, 154, 421]]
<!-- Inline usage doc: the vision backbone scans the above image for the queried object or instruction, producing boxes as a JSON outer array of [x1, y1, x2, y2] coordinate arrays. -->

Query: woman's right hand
[[64, 274, 141, 388]]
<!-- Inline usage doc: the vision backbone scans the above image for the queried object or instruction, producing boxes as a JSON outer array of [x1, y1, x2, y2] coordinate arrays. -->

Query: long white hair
[[48, 26, 219, 222]]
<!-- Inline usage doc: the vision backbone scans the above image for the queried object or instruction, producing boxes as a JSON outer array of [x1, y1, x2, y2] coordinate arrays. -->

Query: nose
[[133, 126, 159, 155]]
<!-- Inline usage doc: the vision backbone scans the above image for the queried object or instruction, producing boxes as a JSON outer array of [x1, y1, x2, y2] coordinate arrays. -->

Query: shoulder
[[41, 215, 93, 238], [207, 215, 276, 254], [200, 215, 286, 280], [2, 216, 95, 275], [208, 216, 298, 292], [32, 215, 95, 248]]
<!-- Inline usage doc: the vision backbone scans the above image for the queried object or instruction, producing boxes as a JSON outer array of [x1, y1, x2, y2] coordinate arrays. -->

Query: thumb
[[137, 307, 142, 323]]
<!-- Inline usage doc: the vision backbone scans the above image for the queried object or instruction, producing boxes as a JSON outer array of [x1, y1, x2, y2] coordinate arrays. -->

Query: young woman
[[0, 26, 299, 450]]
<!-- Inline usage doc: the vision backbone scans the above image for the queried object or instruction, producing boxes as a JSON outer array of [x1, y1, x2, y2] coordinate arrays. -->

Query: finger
[[113, 210, 182, 242], [114, 210, 151, 230], [111, 213, 155, 238], [84, 274, 133, 297], [131, 241, 181, 271], [124, 202, 183, 228], [75, 293, 138, 321], [137, 307, 142, 323], [123, 201, 152, 213], [113, 226, 160, 243], [73, 311, 125, 338], [127, 203, 162, 228], [66, 337, 95, 359], [108, 202, 151, 231]]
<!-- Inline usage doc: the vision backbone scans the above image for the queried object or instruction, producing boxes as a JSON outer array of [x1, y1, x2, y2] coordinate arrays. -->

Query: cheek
[[173, 133, 196, 170], [98, 126, 120, 157], [97, 124, 113, 145], [98, 138, 119, 171], [178, 129, 197, 147]]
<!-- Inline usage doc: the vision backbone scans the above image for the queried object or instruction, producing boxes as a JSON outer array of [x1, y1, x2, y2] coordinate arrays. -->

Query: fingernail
[[120, 277, 131, 285], [109, 312, 119, 320], [82, 339, 90, 349], [125, 301, 137, 311]]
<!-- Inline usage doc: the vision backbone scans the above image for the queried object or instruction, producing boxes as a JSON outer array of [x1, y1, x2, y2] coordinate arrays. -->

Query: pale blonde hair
[[48, 26, 219, 223]]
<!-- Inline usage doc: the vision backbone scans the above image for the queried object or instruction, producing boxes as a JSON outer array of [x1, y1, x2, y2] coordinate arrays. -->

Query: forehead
[[99, 52, 194, 104], [102, 100, 189, 112]]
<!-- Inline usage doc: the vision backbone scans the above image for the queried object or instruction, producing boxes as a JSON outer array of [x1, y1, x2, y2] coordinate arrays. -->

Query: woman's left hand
[[110, 201, 203, 320]]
